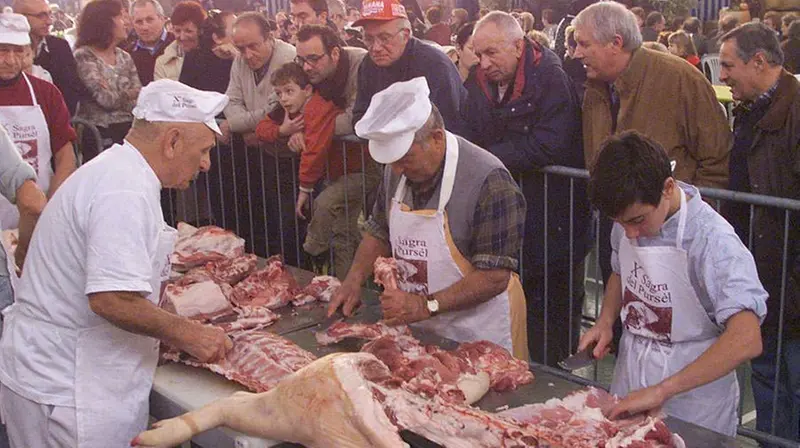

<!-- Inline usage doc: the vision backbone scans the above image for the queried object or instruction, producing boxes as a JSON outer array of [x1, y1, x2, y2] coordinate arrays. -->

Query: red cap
[[352, 0, 407, 27]]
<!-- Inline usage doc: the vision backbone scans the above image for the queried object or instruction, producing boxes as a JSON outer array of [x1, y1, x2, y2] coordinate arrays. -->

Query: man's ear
[[319, 11, 328, 22], [164, 127, 180, 159], [662, 176, 676, 197], [515, 38, 524, 58]]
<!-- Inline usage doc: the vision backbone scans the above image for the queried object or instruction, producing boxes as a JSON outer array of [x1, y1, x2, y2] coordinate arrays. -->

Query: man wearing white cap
[[0, 13, 76, 229], [0, 79, 233, 448], [328, 77, 529, 360]]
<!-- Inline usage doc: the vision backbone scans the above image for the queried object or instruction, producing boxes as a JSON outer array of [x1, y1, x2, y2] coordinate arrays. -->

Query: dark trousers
[[206, 137, 307, 266], [79, 121, 131, 162], [523, 260, 586, 366]]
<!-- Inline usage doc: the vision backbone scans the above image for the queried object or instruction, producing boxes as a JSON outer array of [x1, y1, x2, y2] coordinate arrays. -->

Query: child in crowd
[[255, 62, 369, 278]]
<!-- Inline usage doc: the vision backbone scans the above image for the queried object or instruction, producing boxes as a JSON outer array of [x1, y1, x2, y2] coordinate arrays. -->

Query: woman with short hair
[[154, 0, 207, 81]]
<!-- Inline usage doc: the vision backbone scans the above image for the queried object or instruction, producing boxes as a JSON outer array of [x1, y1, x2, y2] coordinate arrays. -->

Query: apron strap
[[21, 73, 39, 107], [392, 132, 460, 212], [675, 187, 687, 249]]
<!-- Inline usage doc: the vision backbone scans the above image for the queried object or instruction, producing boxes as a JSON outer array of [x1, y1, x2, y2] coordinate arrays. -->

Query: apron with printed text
[[74, 223, 177, 447], [610, 189, 739, 436], [388, 131, 528, 360], [0, 73, 54, 230]]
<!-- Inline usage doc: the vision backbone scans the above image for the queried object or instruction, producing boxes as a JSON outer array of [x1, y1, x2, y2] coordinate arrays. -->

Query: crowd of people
[[0, 0, 798, 445]]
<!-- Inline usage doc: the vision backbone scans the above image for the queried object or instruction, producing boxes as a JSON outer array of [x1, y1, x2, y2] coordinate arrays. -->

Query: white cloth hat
[[0, 13, 32, 46], [132, 79, 229, 135], [355, 77, 432, 164]]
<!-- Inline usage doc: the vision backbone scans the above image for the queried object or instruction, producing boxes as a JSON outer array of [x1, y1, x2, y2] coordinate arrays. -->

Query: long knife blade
[[558, 342, 597, 371]]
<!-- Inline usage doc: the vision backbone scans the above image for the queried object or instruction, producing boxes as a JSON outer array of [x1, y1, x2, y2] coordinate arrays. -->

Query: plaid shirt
[[364, 166, 526, 272]]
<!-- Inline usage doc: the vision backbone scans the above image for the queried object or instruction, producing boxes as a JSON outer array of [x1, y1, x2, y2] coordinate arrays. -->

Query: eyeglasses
[[364, 28, 404, 48], [22, 11, 53, 20], [295, 53, 326, 66]]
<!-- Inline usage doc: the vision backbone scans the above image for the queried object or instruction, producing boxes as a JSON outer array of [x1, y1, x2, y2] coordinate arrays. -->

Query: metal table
[[150, 279, 740, 448]]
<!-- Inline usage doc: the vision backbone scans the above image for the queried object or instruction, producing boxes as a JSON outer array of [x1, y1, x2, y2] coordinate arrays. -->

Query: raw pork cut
[[178, 254, 259, 286], [160, 281, 234, 321], [454, 340, 534, 391], [373, 257, 399, 290], [171, 225, 245, 270], [315, 321, 412, 345], [498, 387, 684, 448], [230, 255, 299, 309], [135, 353, 683, 448], [292, 275, 341, 306], [161, 330, 316, 393], [208, 306, 279, 332]]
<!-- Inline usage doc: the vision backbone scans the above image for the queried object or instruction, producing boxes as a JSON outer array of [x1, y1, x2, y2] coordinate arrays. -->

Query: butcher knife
[[558, 342, 597, 371]]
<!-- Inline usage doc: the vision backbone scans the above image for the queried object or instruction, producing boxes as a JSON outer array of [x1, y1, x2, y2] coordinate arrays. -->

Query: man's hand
[[605, 384, 669, 420], [381, 289, 430, 326], [296, 191, 310, 219], [578, 321, 614, 360], [212, 42, 240, 60], [287, 132, 306, 154], [243, 132, 260, 148], [279, 115, 304, 137], [218, 120, 232, 144], [176, 323, 233, 363], [327, 279, 362, 317]]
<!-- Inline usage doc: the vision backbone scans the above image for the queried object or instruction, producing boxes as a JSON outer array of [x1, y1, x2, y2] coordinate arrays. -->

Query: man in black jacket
[[462, 10, 591, 366], [13, 0, 89, 116]]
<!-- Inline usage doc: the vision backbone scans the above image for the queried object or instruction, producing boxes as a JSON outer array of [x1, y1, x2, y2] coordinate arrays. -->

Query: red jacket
[[255, 92, 366, 190]]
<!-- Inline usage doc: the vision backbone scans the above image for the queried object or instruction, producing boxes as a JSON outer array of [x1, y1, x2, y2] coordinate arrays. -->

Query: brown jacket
[[741, 70, 800, 338], [583, 47, 732, 189]]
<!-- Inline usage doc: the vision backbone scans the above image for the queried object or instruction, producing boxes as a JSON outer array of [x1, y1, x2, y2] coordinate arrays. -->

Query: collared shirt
[[132, 29, 169, 55], [34, 36, 49, 58], [364, 149, 526, 271], [253, 62, 270, 86]]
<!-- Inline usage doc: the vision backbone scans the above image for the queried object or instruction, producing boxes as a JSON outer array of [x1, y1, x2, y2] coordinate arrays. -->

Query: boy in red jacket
[[256, 63, 372, 277]]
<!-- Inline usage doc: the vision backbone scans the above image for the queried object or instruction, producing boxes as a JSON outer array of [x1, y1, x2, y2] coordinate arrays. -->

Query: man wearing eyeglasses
[[351, 0, 467, 136], [12, 0, 89, 116]]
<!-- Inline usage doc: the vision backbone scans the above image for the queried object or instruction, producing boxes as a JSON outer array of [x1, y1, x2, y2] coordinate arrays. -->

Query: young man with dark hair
[[642, 11, 665, 42], [579, 130, 768, 436]]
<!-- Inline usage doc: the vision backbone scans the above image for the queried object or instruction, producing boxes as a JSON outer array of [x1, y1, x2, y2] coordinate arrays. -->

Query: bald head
[[13, 0, 52, 38]]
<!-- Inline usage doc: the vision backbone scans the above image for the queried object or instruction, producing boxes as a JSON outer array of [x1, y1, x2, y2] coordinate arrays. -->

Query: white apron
[[388, 132, 528, 360], [610, 189, 739, 436], [74, 223, 177, 447], [0, 73, 54, 229]]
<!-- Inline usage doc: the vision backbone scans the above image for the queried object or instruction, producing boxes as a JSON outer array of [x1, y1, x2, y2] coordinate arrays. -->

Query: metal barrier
[[163, 134, 799, 447]]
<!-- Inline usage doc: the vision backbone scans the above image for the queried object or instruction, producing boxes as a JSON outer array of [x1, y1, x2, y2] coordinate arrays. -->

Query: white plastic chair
[[702, 54, 722, 85]]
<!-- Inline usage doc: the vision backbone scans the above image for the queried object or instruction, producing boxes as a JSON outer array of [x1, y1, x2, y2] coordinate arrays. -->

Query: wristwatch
[[425, 294, 440, 316]]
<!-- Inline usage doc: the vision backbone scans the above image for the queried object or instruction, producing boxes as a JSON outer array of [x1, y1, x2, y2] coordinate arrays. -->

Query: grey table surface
[[151, 270, 739, 448]]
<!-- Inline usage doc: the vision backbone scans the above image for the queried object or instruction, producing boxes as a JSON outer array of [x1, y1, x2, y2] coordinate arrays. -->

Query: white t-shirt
[[0, 142, 164, 406]]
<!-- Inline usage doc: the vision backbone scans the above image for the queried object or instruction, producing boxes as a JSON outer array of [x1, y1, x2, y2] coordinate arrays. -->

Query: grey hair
[[413, 103, 445, 144], [721, 22, 784, 66], [573, 1, 642, 52], [474, 10, 524, 42], [131, 0, 165, 17], [326, 0, 345, 17]]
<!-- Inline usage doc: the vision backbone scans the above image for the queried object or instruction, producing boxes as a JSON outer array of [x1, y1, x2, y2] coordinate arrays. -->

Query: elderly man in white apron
[[578, 131, 767, 436], [0, 80, 234, 448], [328, 77, 529, 360], [0, 14, 76, 232]]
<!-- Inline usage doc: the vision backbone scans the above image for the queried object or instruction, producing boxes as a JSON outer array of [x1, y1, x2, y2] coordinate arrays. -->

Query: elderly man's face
[[390, 128, 446, 183], [363, 19, 410, 67], [573, 23, 621, 81], [132, 2, 166, 46], [472, 22, 523, 85], [168, 124, 216, 189], [17, 0, 53, 38], [0, 44, 25, 81], [296, 35, 340, 84], [719, 38, 761, 102], [233, 21, 275, 71]]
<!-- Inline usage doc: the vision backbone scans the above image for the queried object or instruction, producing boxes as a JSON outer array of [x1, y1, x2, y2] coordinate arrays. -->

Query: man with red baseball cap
[[351, 0, 467, 136]]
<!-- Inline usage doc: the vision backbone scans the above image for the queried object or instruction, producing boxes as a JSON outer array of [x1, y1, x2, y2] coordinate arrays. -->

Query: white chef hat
[[132, 79, 229, 135], [355, 77, 432, 165], [0, 13, 32, 46]]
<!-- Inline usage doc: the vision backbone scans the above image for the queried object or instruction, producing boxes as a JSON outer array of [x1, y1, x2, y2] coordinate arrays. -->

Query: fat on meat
[[161, 329, 315, 393], [373, 257, 399, 290], [292, 275, 341, 306], [160, 281, 234, 322], [208, 306, 279, 332], [315, 321, 412, 345], [230, 255, 299, 309], [171, 226, 245, 270]]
